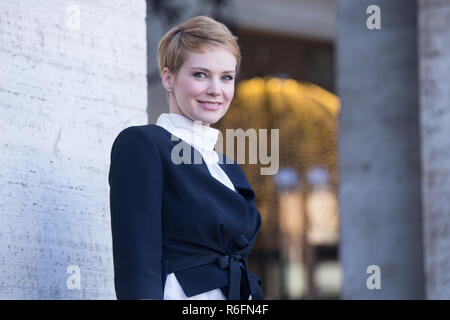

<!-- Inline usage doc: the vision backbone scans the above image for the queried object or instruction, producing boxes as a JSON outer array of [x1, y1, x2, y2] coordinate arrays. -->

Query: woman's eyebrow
[[190, 67, 235, 74]]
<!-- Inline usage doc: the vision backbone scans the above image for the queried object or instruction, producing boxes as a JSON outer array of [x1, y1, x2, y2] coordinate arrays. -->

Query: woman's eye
[[193, 72, 233, 81]]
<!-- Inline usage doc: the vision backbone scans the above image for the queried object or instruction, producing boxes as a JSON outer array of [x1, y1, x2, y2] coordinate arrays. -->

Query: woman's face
[[163, 46, 237, 126]]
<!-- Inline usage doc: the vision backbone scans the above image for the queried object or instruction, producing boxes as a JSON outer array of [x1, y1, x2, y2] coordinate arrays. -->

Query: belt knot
[[216, 254, 244, 269]]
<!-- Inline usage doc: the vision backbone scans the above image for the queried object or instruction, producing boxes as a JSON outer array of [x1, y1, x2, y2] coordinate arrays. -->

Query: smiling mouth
[[197, 100, 222, 110], [197, 100, 222, 105]]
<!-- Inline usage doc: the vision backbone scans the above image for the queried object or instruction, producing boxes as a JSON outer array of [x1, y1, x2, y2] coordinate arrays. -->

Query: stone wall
[[0, 1, 147, 299]]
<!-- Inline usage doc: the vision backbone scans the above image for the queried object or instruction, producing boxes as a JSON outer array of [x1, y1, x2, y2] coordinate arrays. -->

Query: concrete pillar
[[0, 1, 147, 298], [418, 0, 450, 299], [336, 0, 424, 299], [146, 4, 169, 124]]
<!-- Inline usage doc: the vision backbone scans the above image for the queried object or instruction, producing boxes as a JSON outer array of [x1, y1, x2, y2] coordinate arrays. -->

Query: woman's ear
[[161, 67, 173, 91]]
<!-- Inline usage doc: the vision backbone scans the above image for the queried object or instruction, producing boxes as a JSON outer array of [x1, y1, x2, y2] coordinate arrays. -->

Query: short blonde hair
[[157, 15, 241, 78]]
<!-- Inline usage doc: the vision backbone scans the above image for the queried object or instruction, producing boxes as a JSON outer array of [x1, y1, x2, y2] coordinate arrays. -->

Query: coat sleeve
[[108, 127, 164, 299]]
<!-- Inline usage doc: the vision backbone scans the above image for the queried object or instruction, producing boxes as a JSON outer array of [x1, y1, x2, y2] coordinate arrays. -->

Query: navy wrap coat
[[108, 124, 264, 300]]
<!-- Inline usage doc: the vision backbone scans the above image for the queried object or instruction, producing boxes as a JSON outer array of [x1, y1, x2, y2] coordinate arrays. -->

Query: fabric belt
[[165, 234, 264, 300]]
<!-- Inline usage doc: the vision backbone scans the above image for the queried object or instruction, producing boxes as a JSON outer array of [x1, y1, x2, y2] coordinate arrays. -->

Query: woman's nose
[[206, 80, 221, 96], [207, 89, 220, 96]]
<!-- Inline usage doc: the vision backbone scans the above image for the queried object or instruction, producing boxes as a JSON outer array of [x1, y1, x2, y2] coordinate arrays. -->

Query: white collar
[[156, 113, 220, 160]]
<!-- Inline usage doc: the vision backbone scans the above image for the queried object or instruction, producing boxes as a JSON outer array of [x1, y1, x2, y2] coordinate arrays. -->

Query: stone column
[[0, 1, 147, 298], [336, 0, 424, 299], [418, 0, 450, 300]]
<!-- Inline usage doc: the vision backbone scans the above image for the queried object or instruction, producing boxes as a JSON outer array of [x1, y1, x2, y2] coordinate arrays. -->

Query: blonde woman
[[109, 16, 264, 300]]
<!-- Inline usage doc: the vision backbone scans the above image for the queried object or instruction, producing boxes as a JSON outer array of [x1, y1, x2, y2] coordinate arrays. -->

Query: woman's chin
[[193, 113, 221, 126]]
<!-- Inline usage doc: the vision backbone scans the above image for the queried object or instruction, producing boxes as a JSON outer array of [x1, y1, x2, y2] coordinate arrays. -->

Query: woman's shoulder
[[116, 123, 169, 139], [110, 124, 173, 163], [113, 124, 171, 147]]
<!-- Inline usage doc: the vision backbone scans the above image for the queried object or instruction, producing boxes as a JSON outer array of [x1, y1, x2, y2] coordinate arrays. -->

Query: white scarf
[[156, 112, 235, 191]]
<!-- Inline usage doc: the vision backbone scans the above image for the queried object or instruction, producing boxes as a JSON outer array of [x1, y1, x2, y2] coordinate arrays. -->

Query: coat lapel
[[216, 152, 256, 203], [179, 141, 256, 204]]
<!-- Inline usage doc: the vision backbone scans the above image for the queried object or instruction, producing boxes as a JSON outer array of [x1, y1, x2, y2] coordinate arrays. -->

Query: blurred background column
[[275, 167, 305, 299], [336, 0, 424, 299], [306, 167, 340, 299], [419, 0, 450, 299]]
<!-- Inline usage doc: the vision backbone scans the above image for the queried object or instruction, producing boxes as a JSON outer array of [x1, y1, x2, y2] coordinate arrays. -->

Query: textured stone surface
[[419, 0, 450, 300], [337, 0, 425, 299], [0, 1, 147, 299]]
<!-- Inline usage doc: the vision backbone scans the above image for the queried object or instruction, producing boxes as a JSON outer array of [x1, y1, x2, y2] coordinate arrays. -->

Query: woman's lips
[[197, 100, 222, 111]]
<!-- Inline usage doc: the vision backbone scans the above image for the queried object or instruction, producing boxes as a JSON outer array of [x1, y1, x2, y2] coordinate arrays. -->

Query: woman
[[108, 16, 264, 300]]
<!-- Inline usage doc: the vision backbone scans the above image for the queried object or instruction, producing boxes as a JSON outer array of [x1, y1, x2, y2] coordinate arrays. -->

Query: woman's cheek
[[180, 78, 201, 95], [225, 87, 235, 102]]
